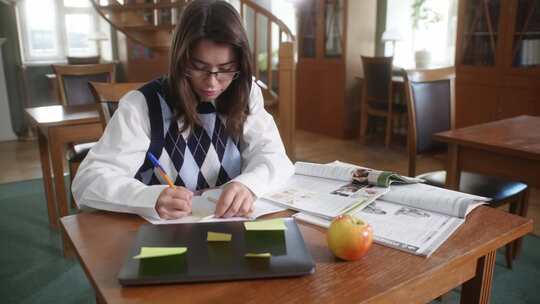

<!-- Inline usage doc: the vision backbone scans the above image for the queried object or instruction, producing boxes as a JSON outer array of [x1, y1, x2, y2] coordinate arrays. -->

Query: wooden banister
[[240, 0, 294, 41], [238, 0, 296, 158], [278, 42, 296, 159]]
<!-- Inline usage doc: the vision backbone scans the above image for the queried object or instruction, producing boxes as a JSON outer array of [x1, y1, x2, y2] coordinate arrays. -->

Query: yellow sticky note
[[133, 247, 187, 259], [245, 252, 271, 258], [207, 231, 232, 242], [244, 218, 287, 231]]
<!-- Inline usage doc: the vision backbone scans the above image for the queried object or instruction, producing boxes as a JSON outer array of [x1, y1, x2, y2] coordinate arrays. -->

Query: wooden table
[[61, 207, 532, 304], [433, 115, 540, 190], [26, 104, 102, 229]]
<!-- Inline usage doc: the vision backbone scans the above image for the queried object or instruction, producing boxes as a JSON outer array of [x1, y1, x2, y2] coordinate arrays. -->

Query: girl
[[72, 0, 294, 220]]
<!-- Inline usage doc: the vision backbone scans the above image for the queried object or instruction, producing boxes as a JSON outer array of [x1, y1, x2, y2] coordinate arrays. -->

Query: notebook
[[118, 218, 315, 286]]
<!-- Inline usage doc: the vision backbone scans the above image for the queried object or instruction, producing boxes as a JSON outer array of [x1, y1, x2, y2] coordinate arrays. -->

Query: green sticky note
[[207, 231, 232, 242], [245, 252, 271, 258], [133, 247, 187, 259], [244, 218, 287, 231]]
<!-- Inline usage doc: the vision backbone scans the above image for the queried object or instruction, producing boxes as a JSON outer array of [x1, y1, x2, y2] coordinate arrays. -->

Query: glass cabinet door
[[299, 0, 318, 58], [324, 0, 344, 58], [459, 0, 501, 66], [511, 0, 540, 68]]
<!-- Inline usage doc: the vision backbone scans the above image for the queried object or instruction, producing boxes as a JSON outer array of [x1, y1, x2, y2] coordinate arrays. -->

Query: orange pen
[[147, 152, 175, 188]]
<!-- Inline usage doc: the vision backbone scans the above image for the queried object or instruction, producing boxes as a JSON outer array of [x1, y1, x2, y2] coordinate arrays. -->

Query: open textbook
[[142, 189, 285, 225], [262, 161, 391, 219], [295, 161, 424, 187], [295, 182, 490, 257]]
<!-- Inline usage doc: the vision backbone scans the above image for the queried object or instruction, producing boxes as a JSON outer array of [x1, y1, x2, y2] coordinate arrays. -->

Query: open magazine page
[[299, 161, 423, 187], [141, 189, 285, 225], [295, 161, 355, 182], [381, 183, 489, 218], [294, 199, 465, 257], [262, 174, 389, 219]]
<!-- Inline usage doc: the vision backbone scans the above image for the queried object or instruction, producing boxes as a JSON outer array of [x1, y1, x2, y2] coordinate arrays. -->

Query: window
[[385, 0, 458, 69], [18, 0, 112, 63]]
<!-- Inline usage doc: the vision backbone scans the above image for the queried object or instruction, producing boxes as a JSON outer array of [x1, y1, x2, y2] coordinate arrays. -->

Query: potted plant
[[411, 0, 442, 68]]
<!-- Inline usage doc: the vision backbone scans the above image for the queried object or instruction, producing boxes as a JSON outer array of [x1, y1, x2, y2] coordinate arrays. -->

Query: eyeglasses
[[185, 68, 240, 82]]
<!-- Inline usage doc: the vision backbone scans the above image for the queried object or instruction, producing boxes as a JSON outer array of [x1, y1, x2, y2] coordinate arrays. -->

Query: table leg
[[460, 250, 496, 304], [38, 128, 58, 229], [446, 144, 460, 190], [49, 128, 75, 257], [49, 129, 69, 219], [96, 291, 106, 304]]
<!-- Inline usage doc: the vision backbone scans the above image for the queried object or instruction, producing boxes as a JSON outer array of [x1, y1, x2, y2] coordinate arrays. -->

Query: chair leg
[[503, 189, 530, 268], [505, 243, 514, 269], [68, 161, 79, 210], [514, 188, 530, 259], [385, 115, 393, 148], [360, 111, 369, 145]]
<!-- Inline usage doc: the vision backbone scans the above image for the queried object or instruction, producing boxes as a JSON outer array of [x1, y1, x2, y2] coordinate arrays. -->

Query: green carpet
[[0, 179, 539, 304], [0, 179, 94, 304]]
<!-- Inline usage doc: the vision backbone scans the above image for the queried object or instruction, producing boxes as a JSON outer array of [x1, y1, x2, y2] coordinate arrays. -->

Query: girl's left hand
[[215, 182, 255, 218]]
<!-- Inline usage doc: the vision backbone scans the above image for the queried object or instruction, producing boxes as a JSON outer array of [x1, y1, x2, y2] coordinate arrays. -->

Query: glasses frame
[[184, 67, 241, 82]]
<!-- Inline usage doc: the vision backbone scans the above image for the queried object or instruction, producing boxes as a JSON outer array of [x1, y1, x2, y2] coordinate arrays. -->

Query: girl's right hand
[[155, 187, 194, 219]]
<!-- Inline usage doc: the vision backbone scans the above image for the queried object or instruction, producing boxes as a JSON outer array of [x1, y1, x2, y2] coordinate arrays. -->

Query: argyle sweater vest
[[134, 78, 242, 191]]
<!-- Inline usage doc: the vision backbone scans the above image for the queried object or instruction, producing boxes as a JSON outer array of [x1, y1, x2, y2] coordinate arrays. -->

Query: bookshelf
[[455, 0, 540, 127]]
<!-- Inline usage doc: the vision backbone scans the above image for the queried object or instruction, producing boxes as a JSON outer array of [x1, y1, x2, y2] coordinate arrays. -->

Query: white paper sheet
[[141, 189, 285, 225]]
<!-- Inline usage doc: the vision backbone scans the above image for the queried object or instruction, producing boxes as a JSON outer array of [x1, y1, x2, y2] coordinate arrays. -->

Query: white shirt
[[72, 82, 294, 219]]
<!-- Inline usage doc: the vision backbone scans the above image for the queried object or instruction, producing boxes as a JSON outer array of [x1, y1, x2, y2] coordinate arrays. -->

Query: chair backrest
[[361, 56, 393, 102], [404, 67, 455, 177], [52, 63, 115, 106], [67, 56, 100, 65], [89, 81, 145, 128]]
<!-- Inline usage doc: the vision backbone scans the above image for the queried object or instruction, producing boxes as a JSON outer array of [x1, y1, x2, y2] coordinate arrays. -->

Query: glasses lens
[[188, 69, 205, 79], [216, 71, 239, 82], [186, 69, 239, 82]]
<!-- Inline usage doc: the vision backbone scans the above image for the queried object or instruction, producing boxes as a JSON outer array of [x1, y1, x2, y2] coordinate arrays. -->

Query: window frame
[[17, 0, 106, 63]]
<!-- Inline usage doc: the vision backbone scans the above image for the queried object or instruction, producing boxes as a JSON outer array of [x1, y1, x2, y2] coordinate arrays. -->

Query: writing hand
[[155, 186, 193, 219], [215, 182, 254, 218]]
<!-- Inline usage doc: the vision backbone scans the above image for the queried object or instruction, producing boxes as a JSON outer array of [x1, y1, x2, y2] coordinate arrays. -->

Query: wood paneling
[[497, 87, 535, 120], [455, 81, 497, 128]]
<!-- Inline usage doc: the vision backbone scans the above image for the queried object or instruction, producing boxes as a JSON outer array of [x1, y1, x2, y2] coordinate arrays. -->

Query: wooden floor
[[0, 130, 537, 235]]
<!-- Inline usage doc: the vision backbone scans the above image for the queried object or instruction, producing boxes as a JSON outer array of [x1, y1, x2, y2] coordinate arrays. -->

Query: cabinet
[[295, 0, 377, 138], [455, 0, 540, 127]]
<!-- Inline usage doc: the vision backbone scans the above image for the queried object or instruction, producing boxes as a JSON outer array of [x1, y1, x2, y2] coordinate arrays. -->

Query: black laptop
[[118, 218, 315, 286]]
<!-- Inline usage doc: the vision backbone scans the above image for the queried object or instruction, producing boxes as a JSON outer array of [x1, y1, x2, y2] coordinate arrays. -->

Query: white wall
[[0, 38, 17, 141]]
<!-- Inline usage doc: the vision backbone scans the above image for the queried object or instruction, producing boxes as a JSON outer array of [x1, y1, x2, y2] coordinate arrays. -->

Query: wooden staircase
[[90, 0, 296, 158], [91, 0, 185, 51]]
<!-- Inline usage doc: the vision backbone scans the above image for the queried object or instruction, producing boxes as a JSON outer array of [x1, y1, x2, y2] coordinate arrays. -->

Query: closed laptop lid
[[118, 218, 315, 286]]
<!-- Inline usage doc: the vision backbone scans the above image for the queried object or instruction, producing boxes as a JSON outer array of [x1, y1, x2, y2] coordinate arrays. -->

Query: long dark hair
[[167, 0, 253, 137]]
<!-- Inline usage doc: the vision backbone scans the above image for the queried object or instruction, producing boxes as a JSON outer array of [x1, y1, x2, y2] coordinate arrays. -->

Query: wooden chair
[[67, 55, 101, 65], [404, 67, 529, 269], [52, 63, 115, 106], [359, 56, 407, 148], [64, 81, 144, 208], [52, 63, 115, 207], [89, 81, 145, 129]]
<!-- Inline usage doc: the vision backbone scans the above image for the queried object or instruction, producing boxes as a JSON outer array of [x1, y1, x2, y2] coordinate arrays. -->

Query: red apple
[[327, 214, 373, 261]]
